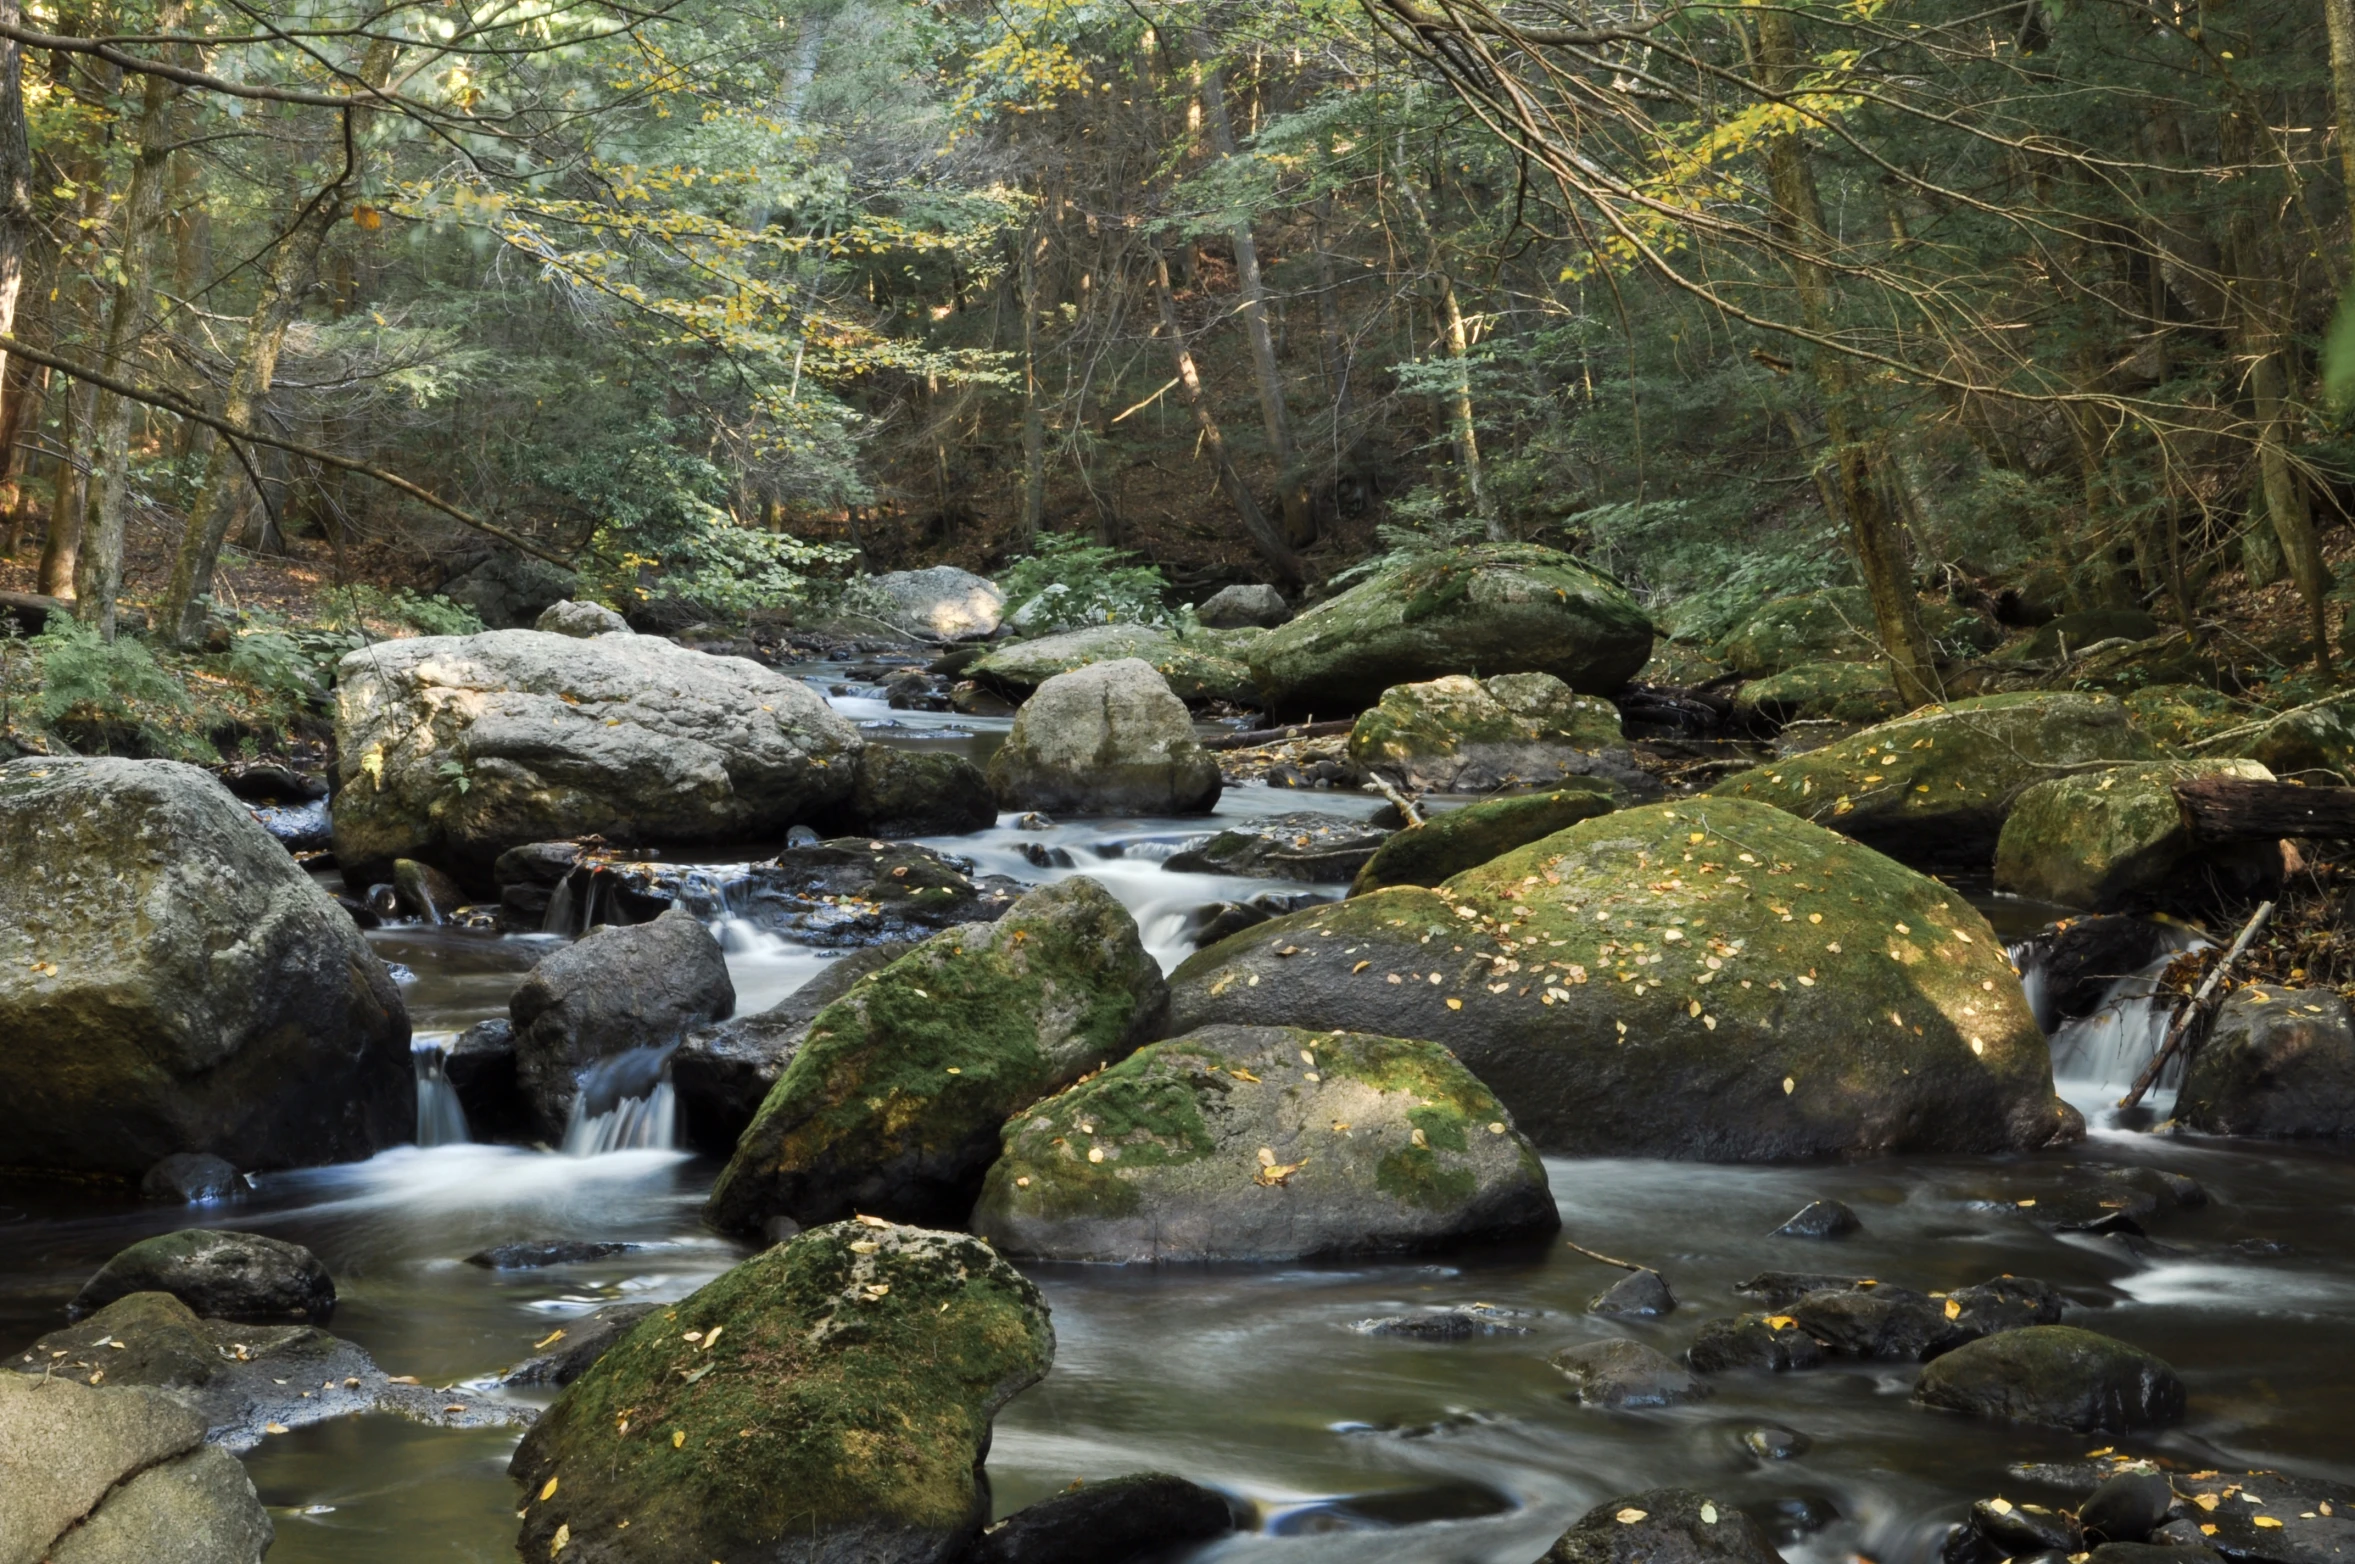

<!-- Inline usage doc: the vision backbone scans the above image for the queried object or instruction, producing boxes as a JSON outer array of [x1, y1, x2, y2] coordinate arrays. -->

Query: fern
[[33, 617, 192, 728]]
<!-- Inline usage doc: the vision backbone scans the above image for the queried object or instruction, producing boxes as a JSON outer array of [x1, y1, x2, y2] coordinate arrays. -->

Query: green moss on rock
[[972, 1024, 1556, 1261], [1165, 799, 2076, 1161], [1993, 760, 2278, 912], [1733, 661, 1905, 726], [2122, 685, 2253, 752], [705, 876, 1166, 1235], [2241, 696, 2355, 782], [1716, 589, 1996, 677], [1351, 786, 1617, 894], [1708, 692, 2156, 864], [1345, 673, 1628, 794], [969, 624, 1259, 705], [509, 1221, 1052, 1564]]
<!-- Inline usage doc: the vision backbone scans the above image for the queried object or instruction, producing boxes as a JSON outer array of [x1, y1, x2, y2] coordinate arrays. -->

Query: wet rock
[[1732, 1272, 1867, 1310], [2079, 1471, 2176, 1544], [0, 1368, 270, 1564], [968, 1472, 1236, 1564], [509, 906, 734, 1141], [1774, 1199, 1860, 1238], [1710, 692, 2157, 866], [247, 794, 334, 851], [139, 1154, 242, 1205], [706, 838, 1020, 946], [1913, 1325, 2185, 1431], [1345, 673, 1647, 795], [971, 623, 1261, 705], [2170, 1469, 2355, 1564], [465, 1240, 636, 1270], [707, 877, 1166, 1234], [498, 1303, 660, 1388], [1785, 1283, 1955, 1361], [1197, 583, 1290, 630], [838, 745, 996, 837], [1756, 1495, 1842, 1545], [329, 627, 860, 883], [972, 1024, 1558, 1263], [672, 943, 911, 1157], [1734, 1423, 1811, 1461], [2086, 1545, 2225, 1564], [1552, 1339, 1711, 1408], [392, 857, 467, 923], [70, 1230, 336, 1324], [1972, 1499, 2084, 1556], [444, 1018, 530, 1143], [1591, 1269, 1677, 1317], [1536, 1487, 1788, 1564], [1187, 899, 1273, 949], [1945, 1275, 2065, 1340], [214, 759, 327, 803], [881, 668, 950, 711], [2027, 915, 2179, 1024], [0, 757, 413, 1179], [1167, 799, 2079, 1160], [1733, 661, 1904, 726], [1349, 785, 1618, 894], [869, 566, 1006, 641], [1995, 761, 2281, 913], [2178, 986, 2355, 1140], [534, 599, 631, 637], [1350, 1303, 1531, 1339], [1163, 812, 1390, 883], [1248, 544, 1654, 719], [951, 680, 1021, 718], [1687, 1315, 1828, 1374], [510, 1221, 1052, 1564], [1267, 1479, 1517, 1533], [987, 658, 1222, 815]]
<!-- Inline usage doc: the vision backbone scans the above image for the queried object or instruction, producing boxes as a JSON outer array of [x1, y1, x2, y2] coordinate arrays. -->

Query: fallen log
[[1, 589, 66, 635], [2118, 898, 2273, 1110], [1202, 717, 1356, 750], [2174, 776, 2355, 841]]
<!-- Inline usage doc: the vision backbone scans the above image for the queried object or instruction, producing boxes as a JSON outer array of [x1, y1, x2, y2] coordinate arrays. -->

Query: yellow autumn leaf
[[539, 1477, 559, 1501], [1616, 1508, 1648, 1524]]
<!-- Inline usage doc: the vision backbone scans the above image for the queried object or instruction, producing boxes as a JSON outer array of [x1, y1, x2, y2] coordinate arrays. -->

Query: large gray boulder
[[534, 599, 632, 637], [1345, 672, 1646, 794], [0, 758, 413, 1179], [0, 1369, 271, 1564], [971, 1025, 1558, 1262], [1993, 761, 2280, 912], [1196, 583, 1289, 629], [511, 906, 735, 1140], [2178, 986, 2355, 1139], [330, 628, 861, 882], [69, 1230, 335, 1323], [970, 623, 1264, 706], [869, 566, 1006, 640], [987, 659, 1221, 815]]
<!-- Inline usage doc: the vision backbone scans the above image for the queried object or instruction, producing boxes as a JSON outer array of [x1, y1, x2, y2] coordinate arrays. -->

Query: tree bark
[[2175, 775, 2355, 839], [0, 0, 34, 446], [1017, 223, 1045, 546], [1150, 246, 1303, 586], [1749, 1, 1940, 707], [2328, 0, 2355, 225], [1392, 146, 1497, 538]]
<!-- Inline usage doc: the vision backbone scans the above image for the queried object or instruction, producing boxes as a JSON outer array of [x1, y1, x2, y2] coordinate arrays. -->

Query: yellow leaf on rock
[[1944, 1298, 1961, 1320], [2254, 1518, 2284, 1530], [534, 1329, 567, 1350], [1701, 1503, 1719, 1524], [1782, 1077, 1795, 1094], [1616, 1509, 1648, 1524], [540, 1477, 560, 1502], [671, 1430, 685, 1448]]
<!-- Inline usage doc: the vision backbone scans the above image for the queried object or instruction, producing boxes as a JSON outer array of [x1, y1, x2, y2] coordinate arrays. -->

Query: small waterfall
[[2008, 938, 2056, 1032], [2024, 923, 2209, 1100], [413, 1042, 471, 1147], [560, 1043, 679, 1156], [541, 874, 575, 935]]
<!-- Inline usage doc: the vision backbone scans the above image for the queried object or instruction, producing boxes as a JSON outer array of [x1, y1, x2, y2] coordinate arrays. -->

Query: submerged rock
[[1773, 1200, 1860, 1238], [0, 757, 413, 1179], [1710, 693, 2156, 864], [1913, 1325, 2185, 1431], [509, 1222, 1053, 1564], [1552, 1339, 1711, 1408], [987, 659, 1222, 815], [1344, 673, 1641, 794], [0, 1368, 271, 1564], [465, 1240, 637, 1270], [2169, 1469, 2355, 1564], [1994, 761, 2281, 912], [498, 1302, 660, 1387], [1687, 1314, 1828, 1374], [509, 906, 734, 1142], [1590, 1269, 1677, 1317], [2178, 986, 2355, 1139], [672, 943, 910, 1157], [1196, 583, 1290, 629], [970, 1024, 1558, 1263], [967, 1472, 1236, 1564], [713, 838, 1020, 946], [1163, 812, 1391, 883], [1536, 1488, 1788, 1564], [970, 623, 1260, 705], [1349, 785, 1617, 894], [706, 877, 1166, 1235], [1167, 799, 2076, 1160], [70, 1230, 335, 1324], [1350, 1302, 1532, 1339], [329, 627, 861, 881]]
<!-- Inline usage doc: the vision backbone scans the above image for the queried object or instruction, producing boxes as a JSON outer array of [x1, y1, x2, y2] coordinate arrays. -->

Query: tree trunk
[[1017, 225, 1045, 546], [38, 377, 91, 596], [1151, 247, 1303, 586], [2328, 0, 2355, 225], [1392, 149, 1497, 538], [0, 0, 33, 446], [1191, 29, 1312, 547], [1749, 1, 1940, 707]]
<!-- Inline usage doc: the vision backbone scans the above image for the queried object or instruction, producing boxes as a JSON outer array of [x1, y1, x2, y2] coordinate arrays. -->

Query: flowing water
[[5, 669, 2352, 1564]]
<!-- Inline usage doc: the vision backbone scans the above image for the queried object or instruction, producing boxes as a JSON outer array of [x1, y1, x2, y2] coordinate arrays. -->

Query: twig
[[2118, 899, 2274, 1109], [1564, 1239, 1653, 1272], [1367, 771, 1424, 827], [1202, 718, 1355, 750]]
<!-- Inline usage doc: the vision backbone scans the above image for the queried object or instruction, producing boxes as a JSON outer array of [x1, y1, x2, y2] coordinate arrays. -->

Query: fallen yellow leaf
[[540, 1477, 559, 1502]]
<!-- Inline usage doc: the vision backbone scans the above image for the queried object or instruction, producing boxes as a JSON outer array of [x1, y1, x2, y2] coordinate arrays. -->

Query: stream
[[4, 671, 2352, 1564]]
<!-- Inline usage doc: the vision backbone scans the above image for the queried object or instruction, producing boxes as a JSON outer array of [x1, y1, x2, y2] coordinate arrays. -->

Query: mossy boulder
[[1351, 786, 1617, 894], [509, 1221, 1053, 1564], [969, 624, 1260, 706], [706, 876, 1167, 1236], [1993, 760, 2280, 912], [1733, 661, 1905, 726], [2052, 633, 2217, 694], [2177, 985, 2355, 1139], [2123, 685, 2253, 752], [1717, 589, 1996, 677], [1913, 1325, 2185, 1432], [970, 1024, 1558, 1262], [1345, 673, 1638, 793], [841, 746, 997, 837], [1708, 692, 2157, 864], [1166, 799, 2076, 1160], [1247, 544, 1654, 718], [2241, 696, 2355, 782], [986, 659, 1221, 815]]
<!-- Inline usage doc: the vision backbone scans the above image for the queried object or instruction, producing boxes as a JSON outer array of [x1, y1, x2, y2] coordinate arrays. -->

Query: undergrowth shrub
[[997, 532, 1177, 631]]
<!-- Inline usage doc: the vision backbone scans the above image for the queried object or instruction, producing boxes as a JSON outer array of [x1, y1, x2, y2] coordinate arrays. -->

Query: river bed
[[4, 674, 2351, 1564]]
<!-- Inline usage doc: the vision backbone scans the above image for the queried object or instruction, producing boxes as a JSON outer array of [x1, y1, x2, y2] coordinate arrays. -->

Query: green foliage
[[997, 532, 1176, 631], [321, 587, 486, 639], [222, 627, 322, 714], [1576, 500, 1848, 646], [31, 618, 194, 753]]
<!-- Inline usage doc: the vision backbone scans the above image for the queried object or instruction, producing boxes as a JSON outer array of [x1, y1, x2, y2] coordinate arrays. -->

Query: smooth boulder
[[1913, 1326, 2185, 1431], [986, 659, 1221, 815], [672, 943, 909, 1157], [1247, 543, 1654, 718], [1167, 798, 2077, 1159], [330, 628, 861, 881], [139, 1154, 241, 1205], [1551, 1339, 1709, 1408], [1345, 673, 1640, 794], [534, 599, 632, 637], [509, 1221, 1053, 1564], [842, 746, 996, 837], [869, 566, 1006, 640], [1536, 1488, 1787, 1564], [970, 623, 1261, 705], [706, 877, 1167, 1234], [1710, 693, 2157, 863], [510, 906, 735, 1141], [1733, 661, 1904, 726], [967, 1473, 1235, 1564], [2177, 986, 2355, 1138], [1195, 583, 1289, 629], [971, 1024, 1558, 1262], [69, 1230, 335, 1324], [1994, 761, 2280, 912], [1350, 785, 1616, 894], [0, 757, 412, 1178]]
